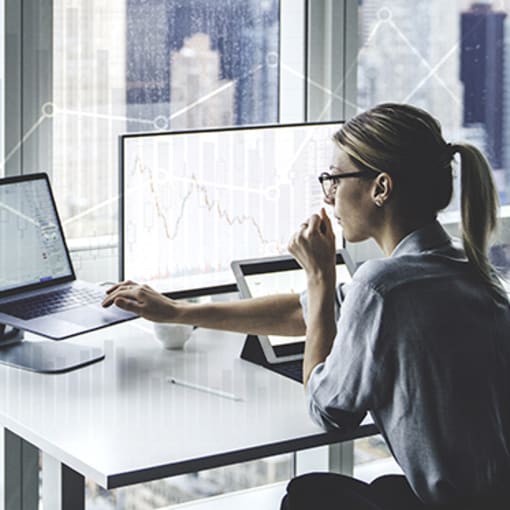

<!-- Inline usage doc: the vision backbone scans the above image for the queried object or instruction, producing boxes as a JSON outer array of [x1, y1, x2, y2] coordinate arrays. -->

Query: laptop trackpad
[[55, 306, 126, 326]]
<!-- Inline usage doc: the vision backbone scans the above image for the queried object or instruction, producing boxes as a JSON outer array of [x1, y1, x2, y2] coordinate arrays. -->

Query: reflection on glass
[[52, 0, 279, 245]]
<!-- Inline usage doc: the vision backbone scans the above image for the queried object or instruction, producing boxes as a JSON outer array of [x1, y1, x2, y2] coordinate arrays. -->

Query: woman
[[103, 103, 510, 509]]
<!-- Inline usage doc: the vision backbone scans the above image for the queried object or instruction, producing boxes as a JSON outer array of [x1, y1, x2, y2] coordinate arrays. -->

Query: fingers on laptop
[[102, 281, 140, 307], [105, 280, 138, 294], [111, 296, 141, 313]]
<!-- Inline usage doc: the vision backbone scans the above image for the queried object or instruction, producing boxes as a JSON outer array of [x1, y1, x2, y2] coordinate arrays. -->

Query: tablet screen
[[243, 263, 352, 346]]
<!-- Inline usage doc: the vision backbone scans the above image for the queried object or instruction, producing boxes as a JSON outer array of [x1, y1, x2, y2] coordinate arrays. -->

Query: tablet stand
[[0, 323, 105, 373], [240, 335, 269, 367]]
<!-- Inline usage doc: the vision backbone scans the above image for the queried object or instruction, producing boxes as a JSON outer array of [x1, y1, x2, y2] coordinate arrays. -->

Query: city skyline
[[126, 0, 279, 128], [51, 0, 280, 245], [357, 0, 510, 203]]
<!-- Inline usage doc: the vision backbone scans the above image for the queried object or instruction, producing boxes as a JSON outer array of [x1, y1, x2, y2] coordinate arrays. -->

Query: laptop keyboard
[[0, 287, 105, 321], [271, 361, 303, 383]]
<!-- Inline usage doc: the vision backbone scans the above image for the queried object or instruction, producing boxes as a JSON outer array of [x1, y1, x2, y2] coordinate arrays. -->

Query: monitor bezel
[[118, 120, 345, 298]]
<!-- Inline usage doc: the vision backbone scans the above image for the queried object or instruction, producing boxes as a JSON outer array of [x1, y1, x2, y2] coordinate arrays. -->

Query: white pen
[[166, 377, 243, 402]]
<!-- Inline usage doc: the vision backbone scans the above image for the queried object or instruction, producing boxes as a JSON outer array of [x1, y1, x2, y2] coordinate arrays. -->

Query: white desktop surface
[[0, 320, 375, 490]]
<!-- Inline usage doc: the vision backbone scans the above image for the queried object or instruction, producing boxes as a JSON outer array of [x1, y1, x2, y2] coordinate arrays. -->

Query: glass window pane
[[357, 0, 510, 278], [51, 0, 280, 282]]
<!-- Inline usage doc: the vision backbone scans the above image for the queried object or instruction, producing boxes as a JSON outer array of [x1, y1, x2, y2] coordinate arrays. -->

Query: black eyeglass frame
[[318, 166, 378, 198]]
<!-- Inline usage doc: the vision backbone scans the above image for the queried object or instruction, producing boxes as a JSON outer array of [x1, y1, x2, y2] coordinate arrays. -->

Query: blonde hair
[[334, 103, 507, 302]]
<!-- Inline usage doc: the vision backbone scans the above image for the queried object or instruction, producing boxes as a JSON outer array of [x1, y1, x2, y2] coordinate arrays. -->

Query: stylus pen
[[167, 377, 243, 402]]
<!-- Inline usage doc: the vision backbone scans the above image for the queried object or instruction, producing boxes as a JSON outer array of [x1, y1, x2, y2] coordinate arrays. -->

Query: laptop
[[231, 250, 355, 383], [0, 173, 137, 340]]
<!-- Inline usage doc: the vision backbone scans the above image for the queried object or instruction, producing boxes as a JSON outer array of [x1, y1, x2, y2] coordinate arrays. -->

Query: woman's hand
[[288, 208, 336, 279], [289, 208, 337, 385], [102, 280, 181, 323]]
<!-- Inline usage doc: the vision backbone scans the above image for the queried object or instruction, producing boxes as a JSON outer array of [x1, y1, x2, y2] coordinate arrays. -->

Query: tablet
[[231, 250, 355, 364]]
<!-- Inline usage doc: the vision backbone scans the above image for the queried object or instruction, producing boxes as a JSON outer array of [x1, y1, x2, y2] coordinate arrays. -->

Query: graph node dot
[[42, 102, 55, 118], [153, 115, 169, 130], [377, 7, 392, 21], [266, 51, 279, 68], [264, 185, 280, 201]]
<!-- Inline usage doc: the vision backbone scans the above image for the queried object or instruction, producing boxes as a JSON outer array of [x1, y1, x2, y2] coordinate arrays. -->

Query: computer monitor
[[119, 121, 344, 296]]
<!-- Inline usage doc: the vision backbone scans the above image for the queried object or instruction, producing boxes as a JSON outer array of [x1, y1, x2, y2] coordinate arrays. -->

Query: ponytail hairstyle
[[456, 143, 507, 302], [334, 103, 507, 302]]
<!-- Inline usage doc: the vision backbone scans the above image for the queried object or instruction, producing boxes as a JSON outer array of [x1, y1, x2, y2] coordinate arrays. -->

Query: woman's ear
[[371, 172, 393, 207]]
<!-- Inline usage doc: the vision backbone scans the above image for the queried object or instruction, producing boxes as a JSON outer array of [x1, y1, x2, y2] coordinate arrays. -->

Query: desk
[[0, 319, 377, 509]]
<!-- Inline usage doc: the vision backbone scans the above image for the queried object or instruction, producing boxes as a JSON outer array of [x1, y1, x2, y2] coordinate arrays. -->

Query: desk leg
[[41, 454, 85, 510], [294, 442, 353, 477], [328, 441, 354, 476], [0, 428, 39, 510], [294, 446, 329, 476]]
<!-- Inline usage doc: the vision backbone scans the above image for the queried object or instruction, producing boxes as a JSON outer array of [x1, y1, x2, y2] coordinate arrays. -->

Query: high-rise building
[[170, 33, 234, 130], [460, 2, 506, 169], [502, 16, 510, 199], [126, 0, 279, 129], [53, 0, 127, 239], [356, 0, 462, 137]]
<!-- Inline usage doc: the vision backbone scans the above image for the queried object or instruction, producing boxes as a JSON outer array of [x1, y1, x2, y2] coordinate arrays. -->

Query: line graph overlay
[[123, 123, 343, 289]]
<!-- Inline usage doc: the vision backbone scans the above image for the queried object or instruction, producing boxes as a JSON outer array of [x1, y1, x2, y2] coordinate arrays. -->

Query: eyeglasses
[[318, 166, 377, 199]]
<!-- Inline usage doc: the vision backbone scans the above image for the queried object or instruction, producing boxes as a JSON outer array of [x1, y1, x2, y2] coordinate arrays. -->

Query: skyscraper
[[460, 2, 506, 169], [356, 0, 462, 136], [53, 0, 127, 239], [503, 16, 510, 195], [126, 0, 279, 130], [170, 33, 234, 129]]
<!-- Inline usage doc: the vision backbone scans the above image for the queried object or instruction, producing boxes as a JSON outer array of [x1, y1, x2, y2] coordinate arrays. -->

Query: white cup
[[153, 323, 194, 350]]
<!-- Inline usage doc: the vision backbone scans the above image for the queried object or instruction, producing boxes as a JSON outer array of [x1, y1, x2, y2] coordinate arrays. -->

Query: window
[[356, 0, 510, 278], [47, 0, 281, 283]]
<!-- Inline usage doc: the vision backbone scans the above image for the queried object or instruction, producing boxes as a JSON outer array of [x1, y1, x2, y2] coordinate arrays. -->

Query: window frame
[[307, 0, 357, 122], [0, 0, 4, 174], [4, 0, 52, 179]]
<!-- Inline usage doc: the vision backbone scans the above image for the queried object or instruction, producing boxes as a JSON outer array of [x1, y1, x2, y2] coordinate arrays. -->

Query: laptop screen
[[0, 175, 74, 295]]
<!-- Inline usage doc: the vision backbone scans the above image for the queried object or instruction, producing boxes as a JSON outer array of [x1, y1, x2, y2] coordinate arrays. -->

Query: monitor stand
[[0, 324, 105, 373]]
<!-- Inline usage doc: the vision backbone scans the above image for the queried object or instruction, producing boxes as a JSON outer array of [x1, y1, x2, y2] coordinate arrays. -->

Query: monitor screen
[[120, 122, 344, 292], [0, 175, 73, 295]]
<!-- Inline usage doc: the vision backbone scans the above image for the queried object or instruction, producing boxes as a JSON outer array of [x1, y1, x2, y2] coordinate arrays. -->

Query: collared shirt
[[301, 221, 510, 504]]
